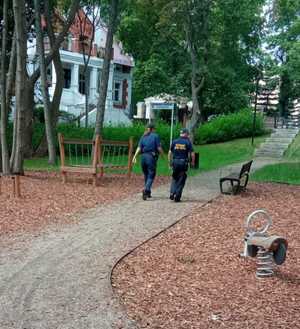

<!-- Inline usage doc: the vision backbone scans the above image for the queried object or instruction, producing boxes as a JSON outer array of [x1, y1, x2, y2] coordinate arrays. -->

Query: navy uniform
[[135, 123, 162, 200], [169, 128, 194, 202]]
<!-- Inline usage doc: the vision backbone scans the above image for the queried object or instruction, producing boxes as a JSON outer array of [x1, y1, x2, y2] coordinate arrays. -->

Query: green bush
[[194, 109, 266, 144], [57, 122, 181, 151]]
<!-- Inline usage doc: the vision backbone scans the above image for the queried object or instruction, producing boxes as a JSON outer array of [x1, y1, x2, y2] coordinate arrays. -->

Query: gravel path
[[0, 158, 279, 329]]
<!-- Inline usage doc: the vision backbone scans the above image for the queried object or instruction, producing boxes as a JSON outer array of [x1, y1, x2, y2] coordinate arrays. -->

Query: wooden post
[[58, 133, 67, 183], [127, 137, 134, 178], [15, 175, 21, 197], [98, 136, 104, 177], [92, 135, 100, 186], [12, 175, 21, 198]]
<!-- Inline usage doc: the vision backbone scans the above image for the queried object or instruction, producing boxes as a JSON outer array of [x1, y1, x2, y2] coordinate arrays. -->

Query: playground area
[[0, 171, 168, 238], [112, 182, 300, 329]]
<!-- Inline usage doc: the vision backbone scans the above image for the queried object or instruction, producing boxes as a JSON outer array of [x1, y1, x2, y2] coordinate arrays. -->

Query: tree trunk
[[85, 68, 89, 128], [184, 0, 210, 142], [185, 25, 204, 142], [94, 0, 119, 136], [0, 0, 10, 174], [35, 2, 65, 157], [34, 0, 56, 164], [11, 0, 28, 174], [29, 0, 80, 85]]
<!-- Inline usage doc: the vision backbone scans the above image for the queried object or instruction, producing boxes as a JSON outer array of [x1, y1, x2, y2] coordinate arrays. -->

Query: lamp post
[[252, 68, 262, 146]]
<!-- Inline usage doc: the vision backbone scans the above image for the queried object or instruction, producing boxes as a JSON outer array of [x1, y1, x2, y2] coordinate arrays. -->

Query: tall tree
[[119, 0, 265, 136], [11, 0, 28, 173], [34, 0, 57, 164], [267, 0, 300, 116], [77, 4, 100, 128], [94, 0, 120, 136], [10, 0, 80, 173], [0, 0, 10, 174]]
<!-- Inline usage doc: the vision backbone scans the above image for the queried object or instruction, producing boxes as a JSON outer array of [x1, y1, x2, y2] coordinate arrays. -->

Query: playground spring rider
[[241, 210, 288, 278]]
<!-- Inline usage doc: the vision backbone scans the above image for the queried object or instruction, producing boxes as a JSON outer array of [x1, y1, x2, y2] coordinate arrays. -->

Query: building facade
[[28, 9, 134, 126]]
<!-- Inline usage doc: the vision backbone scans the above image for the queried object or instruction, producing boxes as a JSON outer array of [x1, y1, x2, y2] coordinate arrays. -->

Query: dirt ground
[[112, 183, 300, 329], [0, 171, 168, 238]]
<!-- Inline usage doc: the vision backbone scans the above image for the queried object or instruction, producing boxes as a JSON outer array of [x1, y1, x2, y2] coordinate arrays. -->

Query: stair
[[255, 128, 299, 158]]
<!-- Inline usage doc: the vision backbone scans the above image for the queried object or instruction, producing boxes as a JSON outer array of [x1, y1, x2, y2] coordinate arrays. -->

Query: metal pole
[[170, 105, 174, 147], [252, 75, 260, 146]]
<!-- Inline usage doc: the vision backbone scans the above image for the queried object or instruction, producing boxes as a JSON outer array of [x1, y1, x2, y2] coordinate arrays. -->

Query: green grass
[[250, 131, 300, 185], [25, 136, 266, 176], [24, 158, 60, 171], [252, 162, 300, 185], [284, 132, 300, 159]]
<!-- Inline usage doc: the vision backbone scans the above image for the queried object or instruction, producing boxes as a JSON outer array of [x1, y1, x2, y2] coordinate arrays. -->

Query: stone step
[[256, 153, 283, 158], [256, 150, 284, 155], [262, 140, 290, 144], [271, 134, 298, 139], [264, 138, 292, 142], [255, 127, 298, 158], [273, 128, 299, 132]]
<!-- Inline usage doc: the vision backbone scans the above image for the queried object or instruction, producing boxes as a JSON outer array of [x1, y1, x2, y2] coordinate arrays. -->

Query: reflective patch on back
[[175, 143, 186, 150]]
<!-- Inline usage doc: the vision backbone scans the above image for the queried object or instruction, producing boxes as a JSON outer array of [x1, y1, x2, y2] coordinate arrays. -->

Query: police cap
[[147, 123, 155, 129], [180, 128, 190, 135]]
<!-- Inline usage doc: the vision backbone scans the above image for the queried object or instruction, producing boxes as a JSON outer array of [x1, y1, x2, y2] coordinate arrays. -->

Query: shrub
[[194, 109, 266, 144], [57, 121, 181, 151]]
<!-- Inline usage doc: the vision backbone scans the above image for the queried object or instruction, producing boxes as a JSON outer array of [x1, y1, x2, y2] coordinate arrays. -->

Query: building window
[[47, 68, 52, 86], [113, 80, 122, 103], [79, 73, 85, 94], [63, 68, 71, 89]]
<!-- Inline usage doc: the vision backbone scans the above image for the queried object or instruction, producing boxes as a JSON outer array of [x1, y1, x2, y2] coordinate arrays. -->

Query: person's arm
[[190, 151, 196, 167], [155, 134, 164, 157], [132, 146, 141, 164], [168, 150, 173, 168], [158, 145, 164, 157], [189, 141, 195, 167]]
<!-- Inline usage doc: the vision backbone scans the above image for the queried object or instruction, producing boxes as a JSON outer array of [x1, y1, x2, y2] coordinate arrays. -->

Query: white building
[[28, 9, 134, 126]]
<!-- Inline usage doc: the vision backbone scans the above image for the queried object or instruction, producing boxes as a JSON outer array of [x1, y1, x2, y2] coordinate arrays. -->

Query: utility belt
[[142, 151, 158, 160], [173, 158, 189, 163], [172, 158, 189, 168]]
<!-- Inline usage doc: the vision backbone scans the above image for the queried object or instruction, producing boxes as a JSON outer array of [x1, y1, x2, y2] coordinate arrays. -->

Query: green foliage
[[57, 122, 181, 151], [266, 0, 300, 106], [252, 163, 300, 185], [194, 109, 266, 144], [119, 0, 265, 118], [284, 132, 300, 159], [25, 136, 266, 176]]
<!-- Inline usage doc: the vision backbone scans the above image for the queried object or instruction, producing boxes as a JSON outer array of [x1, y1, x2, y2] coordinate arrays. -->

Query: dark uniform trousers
[[141, 152, 157, 193], [170, 158, 189, 199]]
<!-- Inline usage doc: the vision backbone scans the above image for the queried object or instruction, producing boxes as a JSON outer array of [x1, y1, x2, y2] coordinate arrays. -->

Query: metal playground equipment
[[241, 210, 288, 278]]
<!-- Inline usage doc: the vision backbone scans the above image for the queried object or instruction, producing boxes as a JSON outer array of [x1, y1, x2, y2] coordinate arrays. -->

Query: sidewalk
[[0, 158, 279, 329]]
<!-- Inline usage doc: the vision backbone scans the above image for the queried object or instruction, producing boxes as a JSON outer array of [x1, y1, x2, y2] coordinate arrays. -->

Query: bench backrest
[[58, 134, 133, 173], [58, 133, 100, 168], [239, 160, 253, 178], [98, 137, 134, 170]]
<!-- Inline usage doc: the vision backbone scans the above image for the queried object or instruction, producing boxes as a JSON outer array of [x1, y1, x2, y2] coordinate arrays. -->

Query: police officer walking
[[132, 123, 164, 200], [168, 128, 195, 202]]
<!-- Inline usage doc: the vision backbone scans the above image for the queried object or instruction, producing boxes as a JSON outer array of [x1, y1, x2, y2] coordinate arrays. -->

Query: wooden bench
[[58, 134, 100, 186], [58, 134, 134, 185], [219, 160, 253, 195]]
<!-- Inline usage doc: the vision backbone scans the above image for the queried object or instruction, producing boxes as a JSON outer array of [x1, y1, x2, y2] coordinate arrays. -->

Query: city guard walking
[[132, 123, 164, 200], [168, 128, 195, 202]]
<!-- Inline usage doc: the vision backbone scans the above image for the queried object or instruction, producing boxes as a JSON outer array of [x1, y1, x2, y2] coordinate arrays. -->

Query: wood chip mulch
[[0, 171, 168, 238], [112, 183, 300, 329]]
